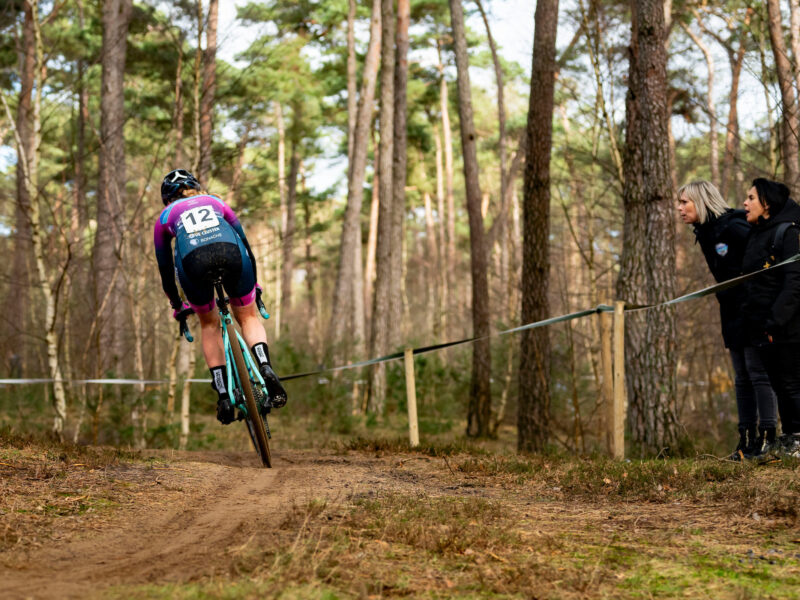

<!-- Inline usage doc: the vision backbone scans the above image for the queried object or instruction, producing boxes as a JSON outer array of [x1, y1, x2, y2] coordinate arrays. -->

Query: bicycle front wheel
[[226, 320, 272, 468]]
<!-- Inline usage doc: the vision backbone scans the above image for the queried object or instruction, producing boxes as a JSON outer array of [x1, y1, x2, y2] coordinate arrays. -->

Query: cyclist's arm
[[153, 226, 184, 310]]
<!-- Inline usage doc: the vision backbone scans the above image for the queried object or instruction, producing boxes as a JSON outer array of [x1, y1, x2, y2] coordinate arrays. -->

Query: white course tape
[[0, 378, 209, 385]]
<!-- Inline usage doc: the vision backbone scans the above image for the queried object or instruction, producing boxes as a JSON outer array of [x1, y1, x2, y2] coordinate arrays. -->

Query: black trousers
[[758, 343, 800, 435]]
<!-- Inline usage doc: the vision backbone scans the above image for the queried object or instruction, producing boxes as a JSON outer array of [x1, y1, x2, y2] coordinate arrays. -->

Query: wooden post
[[611, 301, 626, 459], [599, 309, 614, 455], [404, 348, 420, 447]]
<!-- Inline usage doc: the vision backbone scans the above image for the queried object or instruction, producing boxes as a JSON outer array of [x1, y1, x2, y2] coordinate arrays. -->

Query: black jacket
[[741, 199, 800, 345], [693, 209, 751, 349]]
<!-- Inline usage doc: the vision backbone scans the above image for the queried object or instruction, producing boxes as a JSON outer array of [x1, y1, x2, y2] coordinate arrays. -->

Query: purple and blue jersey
[[154, 194, 257, 313]]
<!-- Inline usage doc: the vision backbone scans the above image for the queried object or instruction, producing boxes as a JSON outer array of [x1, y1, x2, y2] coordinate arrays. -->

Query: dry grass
[[3, 432, 799, 599], [0, 430, 178, 554], [118, 446, 800, 599]]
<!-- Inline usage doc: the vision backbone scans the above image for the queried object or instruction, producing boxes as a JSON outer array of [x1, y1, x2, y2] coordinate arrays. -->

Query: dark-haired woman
[[678, 180, 776, 459], [741, 178, 800, 457]]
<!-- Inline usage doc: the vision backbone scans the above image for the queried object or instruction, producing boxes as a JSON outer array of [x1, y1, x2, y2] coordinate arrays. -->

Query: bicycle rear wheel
[[225, 320, 272, 468]]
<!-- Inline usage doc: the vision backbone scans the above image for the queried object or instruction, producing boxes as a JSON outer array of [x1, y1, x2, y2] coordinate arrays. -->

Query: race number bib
[[180, 206, 220, 233]]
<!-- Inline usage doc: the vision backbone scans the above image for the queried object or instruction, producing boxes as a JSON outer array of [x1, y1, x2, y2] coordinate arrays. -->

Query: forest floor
[[1, 433, 799, 599]]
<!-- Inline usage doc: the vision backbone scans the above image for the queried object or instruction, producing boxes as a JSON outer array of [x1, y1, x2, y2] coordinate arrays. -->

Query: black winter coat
[[693, 209, 750, 349], [741, 199, 800, 345]]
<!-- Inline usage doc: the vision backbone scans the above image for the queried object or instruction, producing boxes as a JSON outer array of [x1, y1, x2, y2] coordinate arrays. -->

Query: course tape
[[3, 253, 798, 386]]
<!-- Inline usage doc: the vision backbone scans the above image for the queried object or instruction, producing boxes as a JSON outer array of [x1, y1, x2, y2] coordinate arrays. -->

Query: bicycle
[[179, 274, 274, 468]]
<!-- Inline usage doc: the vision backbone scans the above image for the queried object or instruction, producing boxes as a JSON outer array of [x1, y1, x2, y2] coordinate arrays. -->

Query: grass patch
[[108, 485, 800, 599], [0, 430, 175, 553], [334, 435, 494, 458]]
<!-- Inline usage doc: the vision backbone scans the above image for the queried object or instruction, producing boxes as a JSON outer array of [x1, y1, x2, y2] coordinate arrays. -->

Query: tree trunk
[[166, 334, 181, 414], [790, 0, 800, 102], [617, 0, 679, 456], [767, 0, 800, 196], [2, 1, 68, 439], [518, 0, 558, 452], [680, 21, 718, 189], [192, 2, 203, 173], [328, 0, 381, 357], [757, 13, 779, 176], [281, 101, 301, 324], [75, 0, 88, 229], [368, 0, 395, 414], [276, 101, 286, 212], [179, 349, 195, 451], [364, 134, 380, 329], [421, 168, 441, 337], [347, 0, 357, 164], [93, 0, 133, 373], [390, 0, 410, 346], [198, 0, 217, 181], [449, 0, 492, 438], [225, 123, 251, 206], [437, 40, 457, 332], [303, 181, 319, 358], [172, 35, 185, 165], [476, 0, 509, 283], [6, 0, 35, 376], [721, 26, 747, 199], [433, 123, 448, 334]]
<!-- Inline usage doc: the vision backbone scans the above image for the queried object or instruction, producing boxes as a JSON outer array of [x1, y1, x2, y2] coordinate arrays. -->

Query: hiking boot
[[751, 427, 778, 461], [780, 433, 800, 457], [216, 396, 236, 425], [743, 425, 760, 459], [259, 364, 287, 408], [727, 426, 750, 461]]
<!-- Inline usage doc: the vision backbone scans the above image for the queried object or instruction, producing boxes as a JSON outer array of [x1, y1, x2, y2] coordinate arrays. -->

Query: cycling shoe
[[259, 364, 288, 408], [216, 396, 236, 424]]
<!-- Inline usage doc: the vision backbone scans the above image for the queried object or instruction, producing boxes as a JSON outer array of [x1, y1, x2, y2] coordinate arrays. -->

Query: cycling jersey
[[153, 194, 258, 313]]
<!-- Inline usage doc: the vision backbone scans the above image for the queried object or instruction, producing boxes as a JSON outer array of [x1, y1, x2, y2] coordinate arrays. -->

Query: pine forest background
[[0, 0, 795, 457]]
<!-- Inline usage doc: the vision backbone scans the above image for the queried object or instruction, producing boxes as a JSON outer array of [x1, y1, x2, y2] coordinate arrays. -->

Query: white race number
[[180, 206, 220, 233]]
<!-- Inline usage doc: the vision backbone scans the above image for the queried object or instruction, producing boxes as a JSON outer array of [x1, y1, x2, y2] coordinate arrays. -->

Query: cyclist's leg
[[226, 245, 287, 407], [178, 247, 235, 423], [231, 301, 267, 347], [197, 309, 224, 366]]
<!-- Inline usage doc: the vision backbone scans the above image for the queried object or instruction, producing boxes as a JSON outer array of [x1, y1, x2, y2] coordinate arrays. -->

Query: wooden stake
[[612, 301, 626, 459], [404, 348, 420, 447], [599, 309, 614, 455]]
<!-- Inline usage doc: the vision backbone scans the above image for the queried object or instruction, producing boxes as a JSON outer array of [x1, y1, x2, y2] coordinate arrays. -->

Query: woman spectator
[[678, 181, 776, 460], [741, 178, 800, 457]]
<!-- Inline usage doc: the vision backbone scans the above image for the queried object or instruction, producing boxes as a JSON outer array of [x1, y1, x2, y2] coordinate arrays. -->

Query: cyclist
[[153, 169, 287, 424]]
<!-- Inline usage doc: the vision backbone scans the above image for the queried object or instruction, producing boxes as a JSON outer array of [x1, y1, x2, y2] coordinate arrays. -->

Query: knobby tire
[[225, 320, 272, 468]]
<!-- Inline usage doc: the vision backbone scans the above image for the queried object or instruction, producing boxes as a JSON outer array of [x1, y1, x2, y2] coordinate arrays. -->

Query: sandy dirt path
[[1, 449, 377, 600]]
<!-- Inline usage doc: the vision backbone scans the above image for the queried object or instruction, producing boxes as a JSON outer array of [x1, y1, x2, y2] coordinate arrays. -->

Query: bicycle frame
[[213, 281, 270, 418], [220, 308, 267, 416]]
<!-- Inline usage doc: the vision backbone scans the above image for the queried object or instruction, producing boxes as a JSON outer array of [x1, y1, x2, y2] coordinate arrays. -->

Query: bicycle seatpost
[[213, 279, 228, 315]]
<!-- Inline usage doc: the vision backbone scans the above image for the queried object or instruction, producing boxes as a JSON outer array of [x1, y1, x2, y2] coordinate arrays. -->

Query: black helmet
[[161, 169, 201, 205]]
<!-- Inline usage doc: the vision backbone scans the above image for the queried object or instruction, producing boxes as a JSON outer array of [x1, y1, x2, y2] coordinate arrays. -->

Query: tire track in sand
[[1, 451, 366, 600]]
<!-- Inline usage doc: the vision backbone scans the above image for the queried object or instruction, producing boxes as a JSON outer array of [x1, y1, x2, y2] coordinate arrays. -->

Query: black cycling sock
[[251, 342, 272, 368], [209, 366, 229, 399]]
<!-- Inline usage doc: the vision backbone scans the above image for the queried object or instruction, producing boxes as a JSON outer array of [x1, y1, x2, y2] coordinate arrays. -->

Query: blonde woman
[[678, 180, 776, 459]]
